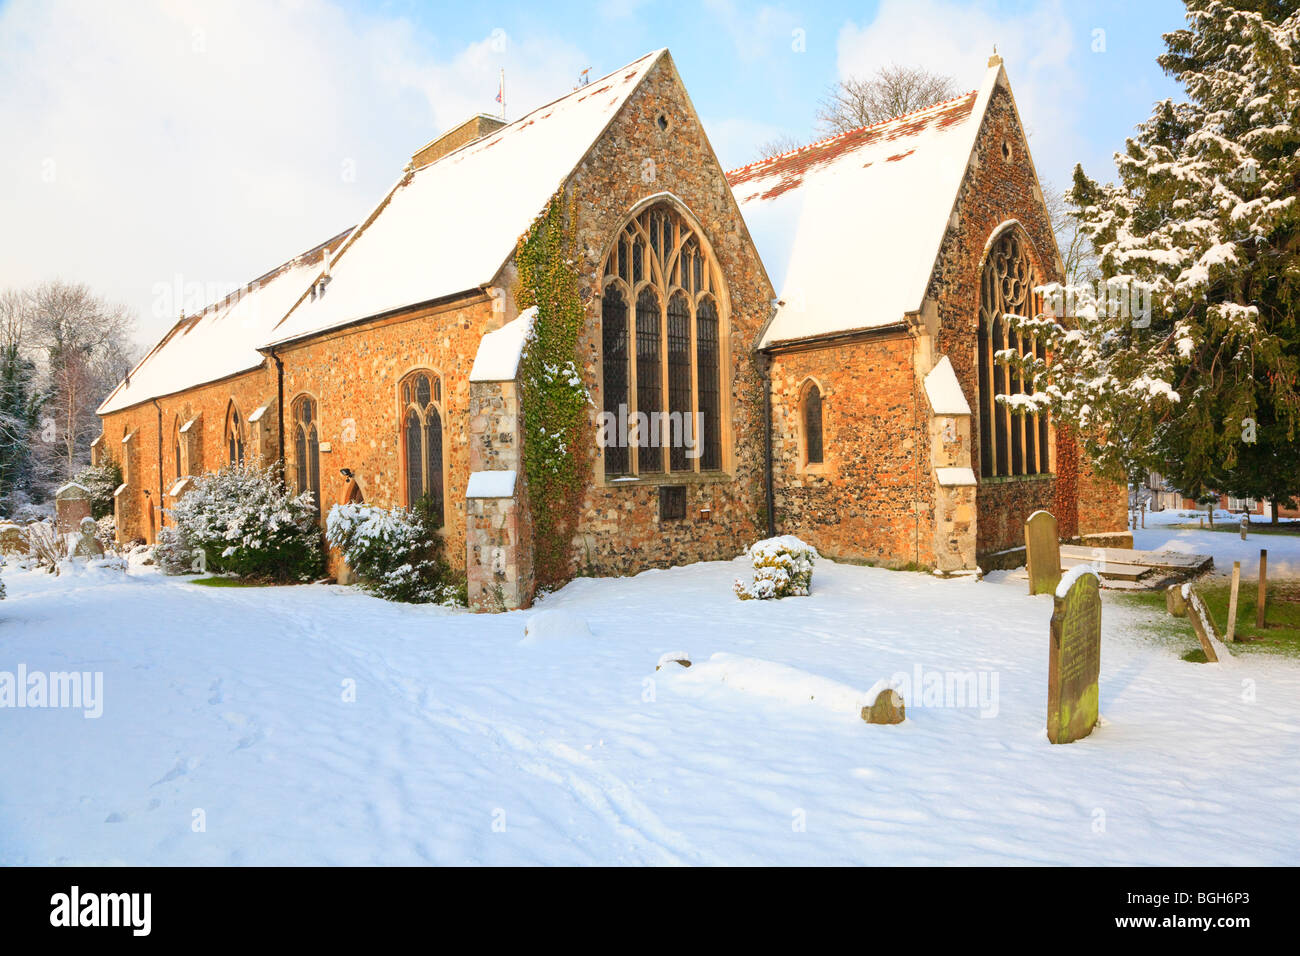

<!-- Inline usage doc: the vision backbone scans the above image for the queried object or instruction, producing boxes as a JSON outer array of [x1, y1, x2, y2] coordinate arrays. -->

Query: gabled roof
[[263, 49, 667, 349], [727, 61, 1008, 348], [98, 230, 350, 415]]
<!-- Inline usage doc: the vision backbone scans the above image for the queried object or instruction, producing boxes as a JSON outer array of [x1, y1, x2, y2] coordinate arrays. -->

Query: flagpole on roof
[[500, 68, 505, 120]]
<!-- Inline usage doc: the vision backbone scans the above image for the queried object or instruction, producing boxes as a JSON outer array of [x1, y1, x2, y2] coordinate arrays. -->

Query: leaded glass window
[[401, 371, 444, 525], [978, 228, 1048, 478], [599, 203, 728, 478]]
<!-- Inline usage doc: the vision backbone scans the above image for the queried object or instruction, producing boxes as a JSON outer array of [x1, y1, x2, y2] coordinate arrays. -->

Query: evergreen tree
[[0, 342, 45, 513], [1003, 2, 1300, 503]]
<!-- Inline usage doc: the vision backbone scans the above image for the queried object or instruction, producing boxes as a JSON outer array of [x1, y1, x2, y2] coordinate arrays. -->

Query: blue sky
[[0, 0, 1188, 346]]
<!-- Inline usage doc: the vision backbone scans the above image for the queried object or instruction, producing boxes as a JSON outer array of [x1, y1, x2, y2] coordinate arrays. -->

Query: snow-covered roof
[[98, 231, 350, 415], [263, 50, 666, 349], [469, 307, 536, 382], [727, 62, 1007, 348], [924, 356, 971, 416]]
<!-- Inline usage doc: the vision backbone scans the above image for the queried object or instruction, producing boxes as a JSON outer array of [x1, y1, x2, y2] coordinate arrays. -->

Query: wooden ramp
[[1058, 545, 1213, 589]]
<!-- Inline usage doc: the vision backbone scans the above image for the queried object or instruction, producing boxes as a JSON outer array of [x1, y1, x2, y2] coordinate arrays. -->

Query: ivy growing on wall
[[514, 189, 590, 588]]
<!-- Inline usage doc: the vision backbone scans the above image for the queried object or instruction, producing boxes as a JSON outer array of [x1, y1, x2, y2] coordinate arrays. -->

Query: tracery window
[[401, 370, 444, 525], [225, 402, 245, 467], [600, 203, 726, 477], [292, 395, 321, 510], [173, 416, 183, 481], [978, 229, 1049, 478]]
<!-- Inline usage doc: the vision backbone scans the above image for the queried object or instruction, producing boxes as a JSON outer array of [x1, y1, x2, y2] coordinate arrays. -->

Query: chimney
[[411, 114, 508, 168]]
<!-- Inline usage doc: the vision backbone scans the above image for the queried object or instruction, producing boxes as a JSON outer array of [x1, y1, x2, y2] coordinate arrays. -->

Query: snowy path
[[2, 549, 1299, 865]]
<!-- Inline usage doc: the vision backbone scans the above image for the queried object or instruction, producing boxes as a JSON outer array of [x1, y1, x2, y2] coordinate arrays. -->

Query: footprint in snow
[[152, 755, 199, 786]]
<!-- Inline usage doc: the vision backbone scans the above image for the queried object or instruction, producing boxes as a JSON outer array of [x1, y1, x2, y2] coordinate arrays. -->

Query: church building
[[95, 48, 1128, 610]]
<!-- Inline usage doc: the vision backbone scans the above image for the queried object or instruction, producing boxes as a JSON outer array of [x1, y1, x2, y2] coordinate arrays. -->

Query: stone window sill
[[602, 471, 732, 488], [979, 472, 1053, 484]]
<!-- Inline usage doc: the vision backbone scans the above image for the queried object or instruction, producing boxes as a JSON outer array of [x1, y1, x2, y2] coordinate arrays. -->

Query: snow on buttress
[[264, 51, 665, 349], [470, 307, 537, 382], [726, 61, 1007, 347]]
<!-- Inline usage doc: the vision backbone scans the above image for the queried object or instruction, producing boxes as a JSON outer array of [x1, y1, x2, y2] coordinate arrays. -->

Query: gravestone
[[1025, 509, 1061, 596], [0, 523, 28, 555], [71, 516, 104, 559], [1165, 583, 1187, 618], [861, 688, 905, 725], [1047, 568, 1101, 744], [54, 481, 93, 535], [1183, 585, 1221, 663]]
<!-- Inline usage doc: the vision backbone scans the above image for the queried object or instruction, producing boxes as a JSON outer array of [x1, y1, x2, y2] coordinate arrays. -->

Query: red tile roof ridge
[[724, 88, 978, 180]]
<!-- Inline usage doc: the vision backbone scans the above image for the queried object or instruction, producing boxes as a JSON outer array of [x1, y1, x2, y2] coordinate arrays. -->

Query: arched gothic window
[[401, 371, 444, 525], [225, 402, 245, 467], [173, 416, 183, 481], [802, 382, 824, 465], [292, 395, 321, 510], [600, 203, 726, 477], [978, 229, 1049, 478]]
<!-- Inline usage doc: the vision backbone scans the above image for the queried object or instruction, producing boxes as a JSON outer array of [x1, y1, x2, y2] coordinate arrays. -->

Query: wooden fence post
[[1226, 561, 1241, 642], [1256, 549, 1268, 629]]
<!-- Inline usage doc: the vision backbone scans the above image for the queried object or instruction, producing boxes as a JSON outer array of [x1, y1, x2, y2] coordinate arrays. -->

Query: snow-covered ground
[[2, 535, 1299, 865], [1133, 507, 1300, 576]]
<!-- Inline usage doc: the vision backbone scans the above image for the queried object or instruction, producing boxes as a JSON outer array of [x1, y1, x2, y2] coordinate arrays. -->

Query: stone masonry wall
[[98, 365, 278, 544], [768, 331, 935, 567], [274, 293, 497, 576], [926, 80, 1074, 557], [560, 53, 770, 575]]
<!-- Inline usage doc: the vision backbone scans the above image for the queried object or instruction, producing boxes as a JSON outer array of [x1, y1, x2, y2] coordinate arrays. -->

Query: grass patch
[[190, 576, 269, 588], [1116, 577, 1300, 659]]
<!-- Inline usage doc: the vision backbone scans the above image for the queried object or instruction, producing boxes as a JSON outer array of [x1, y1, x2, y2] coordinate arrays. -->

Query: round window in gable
[[656, 113, 671, 132]]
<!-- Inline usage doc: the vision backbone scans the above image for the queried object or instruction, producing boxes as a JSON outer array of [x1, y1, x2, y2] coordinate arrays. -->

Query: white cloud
[[0, 0, 584, 348], [833, 0, 1082, 190]]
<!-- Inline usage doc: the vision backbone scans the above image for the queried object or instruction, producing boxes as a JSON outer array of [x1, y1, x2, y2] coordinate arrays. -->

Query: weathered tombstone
[[54, 481, 93, 535], [71, 516, 104, 559], [1025, 509, 1062, 596], [1165, 583, 1187, 618], [1047, 568, 1101, 744], [861, 688, 905, 725], [0, 522, 28, 555], [1183, 585, 1221, 663]]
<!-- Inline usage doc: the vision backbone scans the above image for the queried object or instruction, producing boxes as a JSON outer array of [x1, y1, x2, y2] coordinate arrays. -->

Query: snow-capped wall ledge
[[469, 307, 536, 382], [54, 480, 90, 498], [168, 477, 196, 498], [466, 470, 517, 499], [179, 416, 200, 433], [248, 404, 270, 424], [924, 356, 971, 416], [936, 467, 977, 487]]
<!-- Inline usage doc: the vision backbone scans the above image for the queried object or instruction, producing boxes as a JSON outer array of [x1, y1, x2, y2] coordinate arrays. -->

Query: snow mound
[[655, 650, 691, 670], [668, 652, 892, 719], [520, 609, 593, 645]]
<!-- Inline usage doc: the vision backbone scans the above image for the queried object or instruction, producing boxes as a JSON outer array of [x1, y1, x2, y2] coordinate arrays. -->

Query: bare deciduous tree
[[816, 64, 959, 135], [1041, 180, 1098, 285], [752, 133, 806, 163]]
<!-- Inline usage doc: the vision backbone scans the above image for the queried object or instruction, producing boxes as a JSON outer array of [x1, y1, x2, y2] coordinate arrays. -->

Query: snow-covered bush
[[326, 500, 462, 605], [94, 515, 117, 552], [153, 524, 200, 575], [734, 536, 817, 600], [168, 465, 324, 582]]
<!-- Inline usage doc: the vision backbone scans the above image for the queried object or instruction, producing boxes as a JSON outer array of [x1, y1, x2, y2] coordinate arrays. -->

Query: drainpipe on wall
[[152, 399, 164, 532], [271, 349, 286, 486], [761, 351, 776, 539]]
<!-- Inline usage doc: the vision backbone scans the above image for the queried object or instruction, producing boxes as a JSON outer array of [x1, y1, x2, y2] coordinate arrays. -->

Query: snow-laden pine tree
[[1003, 0, 1300, 513]]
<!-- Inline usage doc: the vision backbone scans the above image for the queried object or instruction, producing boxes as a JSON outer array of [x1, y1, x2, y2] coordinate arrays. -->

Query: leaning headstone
[[1047, 567, 1101, 744], [861, 688, 905, 725], [54, 481, 93, 535], [1183, 585, 1221, 662], [1165, 583, 1187, 618], [1025, 509, 1062, 596]]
